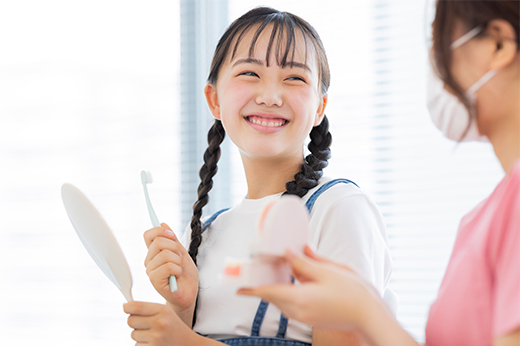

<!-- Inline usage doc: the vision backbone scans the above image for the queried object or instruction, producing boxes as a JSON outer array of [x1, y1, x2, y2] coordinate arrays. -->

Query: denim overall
[[201, 179, 358, 346]]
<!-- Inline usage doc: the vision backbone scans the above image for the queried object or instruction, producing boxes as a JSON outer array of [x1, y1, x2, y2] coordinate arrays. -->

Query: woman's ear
[[204, 83, 221, 120], [314, 94, 328, 126], [487, 19, 518, 70]]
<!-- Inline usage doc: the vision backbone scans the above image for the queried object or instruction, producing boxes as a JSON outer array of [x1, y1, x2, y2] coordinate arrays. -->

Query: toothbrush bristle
[[141, 170, 154, 184], [145, 171, 154, 184]]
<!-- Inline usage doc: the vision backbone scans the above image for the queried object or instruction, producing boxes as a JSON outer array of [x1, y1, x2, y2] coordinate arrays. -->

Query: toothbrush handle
[[142, 183, 178, 293], [143, 185, 160, 227], [169, 275, 178, 293]]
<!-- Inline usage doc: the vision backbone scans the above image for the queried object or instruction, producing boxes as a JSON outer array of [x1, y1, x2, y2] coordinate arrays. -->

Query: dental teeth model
[[221, 195, 310, 287]]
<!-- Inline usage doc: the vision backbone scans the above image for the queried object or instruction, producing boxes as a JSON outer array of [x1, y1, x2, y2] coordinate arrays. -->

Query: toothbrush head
[[141, 170, 153, 185]]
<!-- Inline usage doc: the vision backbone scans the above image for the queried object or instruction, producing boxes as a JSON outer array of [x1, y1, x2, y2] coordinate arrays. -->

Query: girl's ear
[[314, 94, 328, 126], [487, 19, 518, 70], [205, 83, 221, 120]]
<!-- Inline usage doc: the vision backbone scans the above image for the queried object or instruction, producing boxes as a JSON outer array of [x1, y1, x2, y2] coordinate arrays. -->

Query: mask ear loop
[[451, 25, 484, 49], [466, 69, 498, 97], [448, 25, 494, 142]]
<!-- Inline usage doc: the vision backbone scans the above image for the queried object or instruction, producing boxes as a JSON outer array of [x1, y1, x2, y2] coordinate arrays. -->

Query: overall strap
[[250, 300, 289, 338], [250, 300, 269, 336], [273, 277, 295, 338], [305, 178, 358, 213], [275, 313, 289, 338], [201, 208, 230, 233]]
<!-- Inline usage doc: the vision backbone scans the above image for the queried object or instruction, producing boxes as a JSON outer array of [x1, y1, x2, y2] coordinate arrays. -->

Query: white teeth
[[247, 117, 286, 127]]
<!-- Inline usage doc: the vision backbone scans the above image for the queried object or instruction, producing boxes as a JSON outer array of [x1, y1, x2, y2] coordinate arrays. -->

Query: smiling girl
[[124, 7, 394, 346]]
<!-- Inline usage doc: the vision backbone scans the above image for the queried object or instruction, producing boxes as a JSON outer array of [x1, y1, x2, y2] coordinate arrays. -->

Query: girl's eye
[[238, 71, 259, 78], [286, 76, 306, 83]]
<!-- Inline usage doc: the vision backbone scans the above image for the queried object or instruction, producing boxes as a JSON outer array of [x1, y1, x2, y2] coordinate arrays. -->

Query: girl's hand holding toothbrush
[[144, 222, 199, 327]]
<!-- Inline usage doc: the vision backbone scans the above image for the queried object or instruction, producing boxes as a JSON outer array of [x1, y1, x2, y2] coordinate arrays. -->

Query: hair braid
[[284, 115, 332, 197], [189, 119, 225, 266]]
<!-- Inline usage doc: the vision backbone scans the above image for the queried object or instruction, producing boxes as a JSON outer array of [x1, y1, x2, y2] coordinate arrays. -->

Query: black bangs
[[230, 12, 308, 68], [208, 6, 330, 94]]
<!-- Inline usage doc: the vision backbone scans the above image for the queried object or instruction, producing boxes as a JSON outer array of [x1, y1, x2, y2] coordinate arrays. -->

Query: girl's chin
[[239, 146, 302, 162]]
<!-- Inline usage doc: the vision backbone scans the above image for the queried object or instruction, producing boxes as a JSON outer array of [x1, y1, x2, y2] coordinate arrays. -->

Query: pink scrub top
[[425, 160, 520, 346]]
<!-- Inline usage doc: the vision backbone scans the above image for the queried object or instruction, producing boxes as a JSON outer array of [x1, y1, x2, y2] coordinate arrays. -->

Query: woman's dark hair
[[188, 6, 332, 325], [432, 0, 519, 138]]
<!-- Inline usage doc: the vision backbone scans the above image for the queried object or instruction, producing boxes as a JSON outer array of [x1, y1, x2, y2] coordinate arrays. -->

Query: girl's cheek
[[228, 83, 255, 102]]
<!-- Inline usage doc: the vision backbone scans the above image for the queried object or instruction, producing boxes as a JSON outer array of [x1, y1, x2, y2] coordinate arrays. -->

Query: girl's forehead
[[228, 23, 317, 67]]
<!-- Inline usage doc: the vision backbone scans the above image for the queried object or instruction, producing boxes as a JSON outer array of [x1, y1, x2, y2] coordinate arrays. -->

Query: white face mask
[[427, 26, 497, 142]]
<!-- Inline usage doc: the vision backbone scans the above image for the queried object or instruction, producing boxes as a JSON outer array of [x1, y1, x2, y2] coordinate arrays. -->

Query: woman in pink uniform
[[238, 1, 520, 345]]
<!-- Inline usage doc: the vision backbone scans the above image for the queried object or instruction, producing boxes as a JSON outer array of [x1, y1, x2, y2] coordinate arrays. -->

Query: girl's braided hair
[[189, 6, 332, 326]]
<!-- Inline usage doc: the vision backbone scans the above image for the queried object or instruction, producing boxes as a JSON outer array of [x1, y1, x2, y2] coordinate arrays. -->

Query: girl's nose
[[255, 83, 283, 107]]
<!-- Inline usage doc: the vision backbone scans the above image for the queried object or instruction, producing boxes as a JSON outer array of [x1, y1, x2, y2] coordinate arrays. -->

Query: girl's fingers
[[148, 262, 183, 286], [130, 329, 150, 343], [123, 301, 163, 316], [145, 249, 182, 274], [145, 237, 182, 267], [127, 315, 151, 330], [143, 224, 178, 248], [161, 222, 173, 232]]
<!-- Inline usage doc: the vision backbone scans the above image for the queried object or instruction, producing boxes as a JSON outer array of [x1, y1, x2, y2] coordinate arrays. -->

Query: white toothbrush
[[141, 170, 178, 293]]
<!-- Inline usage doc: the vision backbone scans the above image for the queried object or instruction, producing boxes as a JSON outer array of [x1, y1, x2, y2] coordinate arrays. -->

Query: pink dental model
[[221, 195, 310, 287]]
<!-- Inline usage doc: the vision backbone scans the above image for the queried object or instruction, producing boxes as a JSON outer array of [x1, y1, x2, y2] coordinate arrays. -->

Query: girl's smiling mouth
[[244, 114, 289, 131]]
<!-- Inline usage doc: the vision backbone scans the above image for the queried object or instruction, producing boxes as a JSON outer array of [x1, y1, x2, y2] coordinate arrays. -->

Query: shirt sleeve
[[492, 176, 520, 337], [312, 191, 393, 295]]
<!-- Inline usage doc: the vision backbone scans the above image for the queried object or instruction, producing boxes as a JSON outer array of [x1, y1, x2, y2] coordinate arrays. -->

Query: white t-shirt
[[181, 177, 394, 343]]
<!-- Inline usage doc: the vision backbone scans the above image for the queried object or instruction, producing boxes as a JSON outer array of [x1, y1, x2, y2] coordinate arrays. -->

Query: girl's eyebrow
[[232, 57, 310, 72], [232, 57, 263, 66]]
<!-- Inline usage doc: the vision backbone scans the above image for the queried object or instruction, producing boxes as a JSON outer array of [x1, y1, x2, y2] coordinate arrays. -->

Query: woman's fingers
[[286, 249, 326, 283], [303, 244, 354, 273], [238, 285, 310, 323], [238, 284, 296, 305], [303, 244, 324, 260]]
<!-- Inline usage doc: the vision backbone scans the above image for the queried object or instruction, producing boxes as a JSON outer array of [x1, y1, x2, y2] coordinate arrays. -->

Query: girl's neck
[[240, 153, 304, 199], [488, 94, 520, 174]]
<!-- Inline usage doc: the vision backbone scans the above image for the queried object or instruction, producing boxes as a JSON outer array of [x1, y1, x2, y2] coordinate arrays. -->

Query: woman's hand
[[238, 245, 383, 331], [238, 246, 418, 346], [123, 301, 197, 346], [144, 223, 199, 325]]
